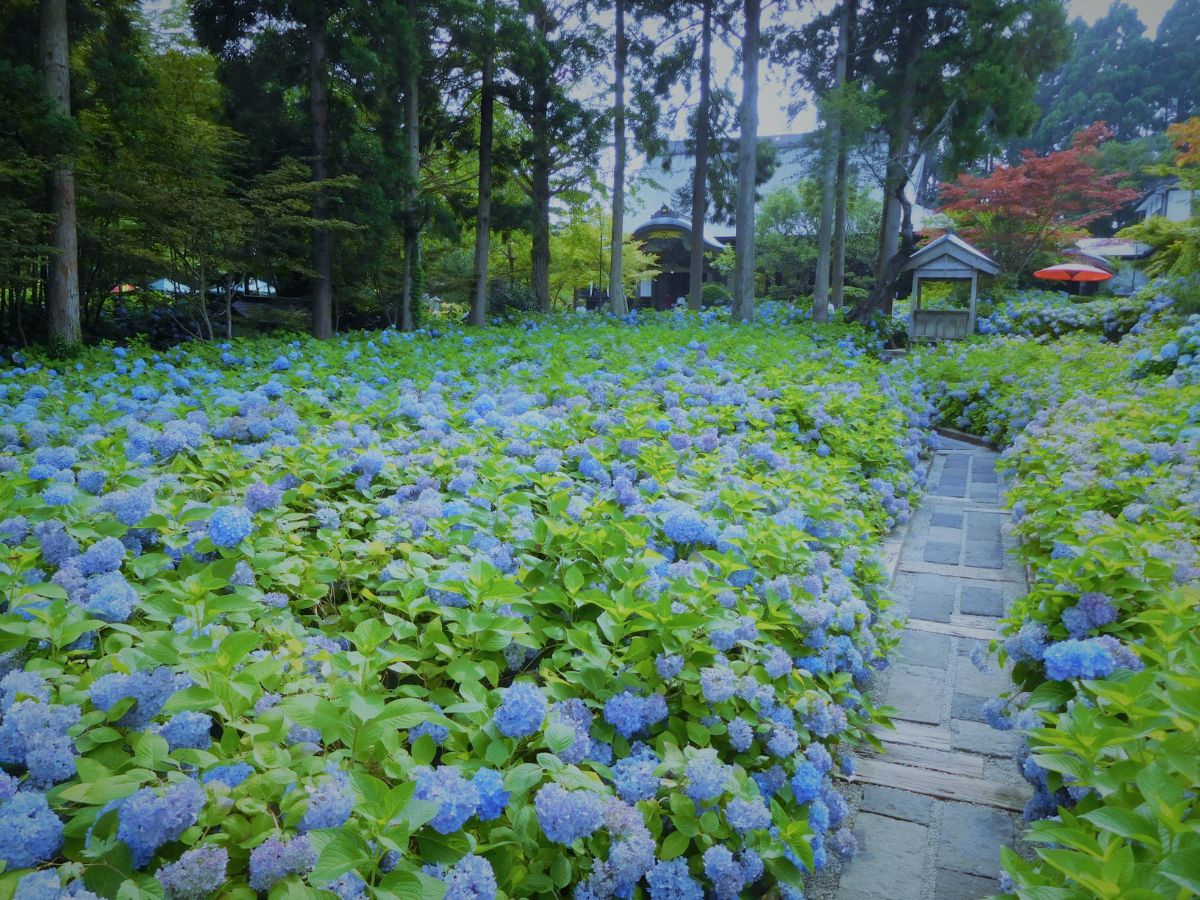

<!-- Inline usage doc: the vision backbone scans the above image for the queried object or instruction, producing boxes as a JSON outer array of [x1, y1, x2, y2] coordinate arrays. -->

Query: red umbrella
[[1032, 263, 1112, 282], [109, 282, 139, 294]]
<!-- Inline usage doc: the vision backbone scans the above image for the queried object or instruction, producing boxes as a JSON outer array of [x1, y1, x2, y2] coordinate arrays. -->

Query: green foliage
[[701, 282, 732, 307], [0, 314, 931, 896]]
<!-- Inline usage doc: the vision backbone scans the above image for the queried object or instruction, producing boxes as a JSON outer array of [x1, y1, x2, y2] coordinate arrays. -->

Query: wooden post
[[968, 271, 978, 335], [909, 271, 920, 341]]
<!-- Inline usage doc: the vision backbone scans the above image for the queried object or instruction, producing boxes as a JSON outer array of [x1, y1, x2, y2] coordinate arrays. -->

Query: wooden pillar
[[908, 270, 920, 340], [968, 271, 977, 335]]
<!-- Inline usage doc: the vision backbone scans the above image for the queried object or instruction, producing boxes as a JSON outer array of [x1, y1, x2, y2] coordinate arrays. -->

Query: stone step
[[850, 757, 1031, 813]]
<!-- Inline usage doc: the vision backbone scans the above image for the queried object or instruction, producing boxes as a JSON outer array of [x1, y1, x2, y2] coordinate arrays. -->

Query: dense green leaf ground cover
[[0, 310, 932, 899], [910, 285, 1200, 898]]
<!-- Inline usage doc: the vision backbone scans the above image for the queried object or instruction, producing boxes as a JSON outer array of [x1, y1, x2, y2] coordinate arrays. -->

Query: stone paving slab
[[860, 785, 934, 825], [934, 868, 999, 900], [838, 814, 929, 900]]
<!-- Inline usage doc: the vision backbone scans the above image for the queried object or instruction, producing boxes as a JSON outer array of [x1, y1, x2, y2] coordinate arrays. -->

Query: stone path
[[830, 438, 1030, 900]]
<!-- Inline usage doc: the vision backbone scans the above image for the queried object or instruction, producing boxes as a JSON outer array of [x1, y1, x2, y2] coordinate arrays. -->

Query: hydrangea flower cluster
[[492, 681, 547, 738]]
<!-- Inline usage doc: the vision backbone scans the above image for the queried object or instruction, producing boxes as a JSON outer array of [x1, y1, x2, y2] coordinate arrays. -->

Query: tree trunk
[[831, 147, 851, 309], [831, 0, 857, 310], [531, 152, 552, 311], [853, 14, 918, 323], [402, 0, 421, 331], [468, 1, 495, 327], [812, 0, 852, 322], [731, 0, 760, 323], [687, 0, 713, 312], [608, 0, 628, 316], [308, 0, 333, 339], [41, 0, 80, 348]]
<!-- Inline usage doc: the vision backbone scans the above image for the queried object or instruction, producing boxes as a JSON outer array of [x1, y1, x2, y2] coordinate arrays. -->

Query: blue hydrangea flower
[[472, 768, 510, 821], [493, 682, 546, 738], [325, 871, 368, 900], [79, 537, 126, 576], [244, 481, 282, 513], [685, 752, 730, 802], [1043, 638, 1117, 681], [0, 671, 50, 711], [702, 845, 745, 899], [413, 766, 480, 834], [43, 483, 74, 506], [655, 653, 684, 680], [533, 783, 604, 844], [725, 797, 771, 833], [0, 790, 64, 869], [728, 717, 754, 752], [155, 845, 229, 900], [662, 510, 713, 545], [767, 725, 799, 758], [202, 763, 253, 787], [16, 870, 100, 900], [646, 858, 703, 899], [409, 703, 450, 746], [791, 761, 822, 802], [431, 853, 497, 900], [699, 666, 737, 703], [83, 571, 139, 622], [0, 700, 80, 786], [101, 488, 154, 526], [91, 667, 187, 729], [158, 712, 213, 751], [208, 507, 252, 548], [612, 744, 660, 803], [299, 769, 353, 832], [116, 778, 206, 868], [248, 835, 315, 892], [604, 690, 645, 739]]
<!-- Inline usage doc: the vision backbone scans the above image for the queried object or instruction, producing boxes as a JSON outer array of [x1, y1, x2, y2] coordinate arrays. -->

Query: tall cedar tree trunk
[[854, 14, 919, 322], [401, 0, 421, 331], [731, 0, 760, 322], [608, 0, 628, 315], [468, 1, 495, 326], [830, 0, 858, 310], [529, 6, 553, 312], [308, 0, 333, 339], [812, 0, 852, 321], [530, 150, 552, 311], [41, 0, 81, 346], [831, 143, 851, 306], [687, 0, 713, 311]]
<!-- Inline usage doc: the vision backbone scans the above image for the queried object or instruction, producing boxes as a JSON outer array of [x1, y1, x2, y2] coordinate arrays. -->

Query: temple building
[[629, 206, 727, 309]]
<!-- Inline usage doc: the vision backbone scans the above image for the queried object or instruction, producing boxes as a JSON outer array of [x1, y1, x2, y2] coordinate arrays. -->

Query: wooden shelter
[[901, 234, 999, 341]]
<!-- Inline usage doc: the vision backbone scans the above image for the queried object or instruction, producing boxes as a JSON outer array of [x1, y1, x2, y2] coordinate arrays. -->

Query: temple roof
[[631, 205, 726, 251]]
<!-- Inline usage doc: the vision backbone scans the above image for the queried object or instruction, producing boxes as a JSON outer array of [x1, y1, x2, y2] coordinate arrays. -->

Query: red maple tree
[[939, 123, 1141, 278]]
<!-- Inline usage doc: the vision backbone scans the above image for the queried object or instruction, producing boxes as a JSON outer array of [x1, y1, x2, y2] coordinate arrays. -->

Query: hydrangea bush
[[0, 313, 932, 898], [975, 288, 1172, 341], [991, 384, 1200, 897], [911, 285, 1200, 897]]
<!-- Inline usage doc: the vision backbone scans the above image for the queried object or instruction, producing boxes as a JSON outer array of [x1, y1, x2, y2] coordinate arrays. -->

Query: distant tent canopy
[[630, 205, 727, 310], [147, 278, 193, 295], [207, 277, 277, 297]]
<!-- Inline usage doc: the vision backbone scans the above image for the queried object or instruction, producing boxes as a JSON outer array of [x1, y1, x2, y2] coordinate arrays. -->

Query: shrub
[[701, 282, 733, 308], [0, 314, 933, 897]]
